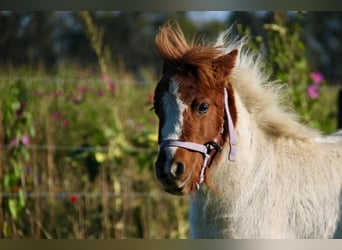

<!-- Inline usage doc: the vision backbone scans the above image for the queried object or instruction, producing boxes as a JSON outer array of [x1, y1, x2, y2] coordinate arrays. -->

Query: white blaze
[[160, 79, 187, 161]]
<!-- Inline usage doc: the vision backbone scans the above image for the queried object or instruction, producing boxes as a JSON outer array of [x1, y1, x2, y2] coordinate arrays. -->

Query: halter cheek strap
[[224, 87, 236, 161], [159, 88, 236, 189]]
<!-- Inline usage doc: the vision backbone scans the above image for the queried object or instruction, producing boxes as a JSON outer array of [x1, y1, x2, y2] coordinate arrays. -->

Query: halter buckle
[[204, 141, 222, 154]]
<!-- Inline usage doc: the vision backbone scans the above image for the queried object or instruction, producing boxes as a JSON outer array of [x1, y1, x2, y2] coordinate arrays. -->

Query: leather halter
[[159, 88, 236, 189]]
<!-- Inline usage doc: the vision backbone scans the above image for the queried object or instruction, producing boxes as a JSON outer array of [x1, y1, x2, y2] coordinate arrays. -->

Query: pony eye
[[198, 102, 209, 114]]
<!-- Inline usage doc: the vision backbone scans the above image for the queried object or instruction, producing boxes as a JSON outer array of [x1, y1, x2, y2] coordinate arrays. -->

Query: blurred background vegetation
[[0, 11, 341, 238]]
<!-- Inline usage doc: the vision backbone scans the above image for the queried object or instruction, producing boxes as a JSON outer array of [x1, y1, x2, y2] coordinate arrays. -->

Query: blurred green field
[[0, 66, 190, 238]]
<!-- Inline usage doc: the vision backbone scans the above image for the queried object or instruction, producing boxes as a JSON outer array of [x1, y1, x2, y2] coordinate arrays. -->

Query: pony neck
[[207, 90, 263, 194]]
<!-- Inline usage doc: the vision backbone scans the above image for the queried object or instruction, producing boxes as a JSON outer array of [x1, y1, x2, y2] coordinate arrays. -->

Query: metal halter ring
[[204, 141, 222, 154]]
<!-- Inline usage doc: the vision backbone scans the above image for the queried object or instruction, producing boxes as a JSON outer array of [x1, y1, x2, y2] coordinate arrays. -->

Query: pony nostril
[[171, 161, 185, 178]]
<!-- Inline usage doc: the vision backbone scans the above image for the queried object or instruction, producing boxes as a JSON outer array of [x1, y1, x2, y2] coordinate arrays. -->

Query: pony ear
[[213, 49, 238, 79]]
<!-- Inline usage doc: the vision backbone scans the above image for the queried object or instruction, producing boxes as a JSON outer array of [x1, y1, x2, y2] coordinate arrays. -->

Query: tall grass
[[0, 66, 189, 238]]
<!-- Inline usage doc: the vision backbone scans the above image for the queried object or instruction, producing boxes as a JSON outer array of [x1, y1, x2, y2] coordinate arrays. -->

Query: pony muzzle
[[155, 156, 187, 183], [157, 139, 223, 191], [155, 158, 192, 195]]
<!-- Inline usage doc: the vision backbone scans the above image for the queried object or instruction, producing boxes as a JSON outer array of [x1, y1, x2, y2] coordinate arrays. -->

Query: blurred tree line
[[0, 11, 342, 83]]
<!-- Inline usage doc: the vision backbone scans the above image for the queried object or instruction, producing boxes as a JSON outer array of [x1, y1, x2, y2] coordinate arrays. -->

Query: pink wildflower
[[310, 72, 324, 85], [61, 119, 68, 127], [101, 74, 112, 84], [53, 91, 62, 97], [106, 82, 116, 93], [101, 74, 116, 93], [307, 84, 320, 99], [21, 135, 30, 146], [52, 112, 61, 121]]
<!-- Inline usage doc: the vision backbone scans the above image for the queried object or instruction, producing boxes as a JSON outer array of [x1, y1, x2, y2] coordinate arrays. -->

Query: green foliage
[[238, 12, 337, 134], [0, 66, 188, 239], [0, 79, 35, 236]]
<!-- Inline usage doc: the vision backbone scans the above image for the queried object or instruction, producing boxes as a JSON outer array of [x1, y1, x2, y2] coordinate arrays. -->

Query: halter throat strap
[[159, 87, 236, 188]]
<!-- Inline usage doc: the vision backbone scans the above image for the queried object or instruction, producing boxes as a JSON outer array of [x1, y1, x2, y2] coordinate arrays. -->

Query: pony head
[[153, 23, 238, 195]]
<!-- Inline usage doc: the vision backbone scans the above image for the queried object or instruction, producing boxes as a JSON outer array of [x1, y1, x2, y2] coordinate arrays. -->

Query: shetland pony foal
[[153, 23, 342, 238]]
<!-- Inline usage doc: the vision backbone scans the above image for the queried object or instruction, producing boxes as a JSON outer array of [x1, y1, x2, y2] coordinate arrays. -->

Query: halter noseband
[[159, 88, 236, 189]]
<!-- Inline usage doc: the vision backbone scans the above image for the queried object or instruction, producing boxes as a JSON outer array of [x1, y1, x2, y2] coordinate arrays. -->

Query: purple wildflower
[[10, 138, 19, 146]]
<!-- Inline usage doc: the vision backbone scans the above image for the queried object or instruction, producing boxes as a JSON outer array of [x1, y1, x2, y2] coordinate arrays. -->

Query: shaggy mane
[[156, 22, 224, 84], [156, 22, 320, 140], [222, 36, 321, 139]]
